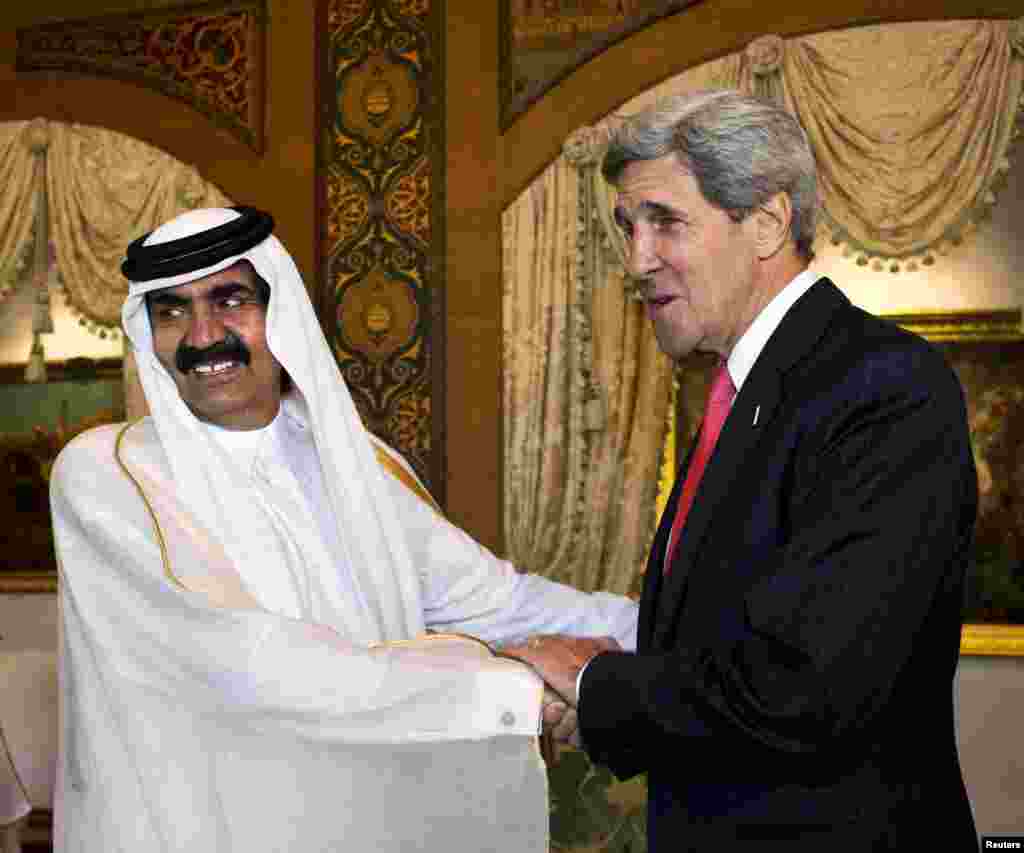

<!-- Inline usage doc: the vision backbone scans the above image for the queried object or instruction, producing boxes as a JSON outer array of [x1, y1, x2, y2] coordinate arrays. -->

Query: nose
[[626, 225, 660, 280], [183, 304, 225, 350]]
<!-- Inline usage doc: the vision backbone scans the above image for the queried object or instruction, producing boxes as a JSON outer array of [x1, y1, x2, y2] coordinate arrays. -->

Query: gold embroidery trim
[[113, 421, 440, 591], [371, 631, 494, 653], [372, 444, 442, 513], [114, 419, 183, 589]]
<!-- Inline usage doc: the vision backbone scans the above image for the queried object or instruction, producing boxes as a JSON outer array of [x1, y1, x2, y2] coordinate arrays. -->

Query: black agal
[[121, 207, 275, 282]]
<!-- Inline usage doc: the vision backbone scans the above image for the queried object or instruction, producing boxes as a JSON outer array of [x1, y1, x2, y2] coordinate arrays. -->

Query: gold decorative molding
[[16, 0, 266, 152], [882, 308, 1023, 343], [961, 623, 1024, 656], [0, 572, 57, 594], [0, 357, 123, 386]]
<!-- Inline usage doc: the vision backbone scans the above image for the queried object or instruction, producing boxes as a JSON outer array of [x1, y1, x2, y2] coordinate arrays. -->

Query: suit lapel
[[650, 278, 849, 648], [638, 434, 696, 650], [652, 372, 784, 646]]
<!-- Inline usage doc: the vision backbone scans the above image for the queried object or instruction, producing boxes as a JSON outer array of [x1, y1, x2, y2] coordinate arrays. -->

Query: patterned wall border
[[499, 0, 703, 130], [318, 0, 445, 500], [16, 0, 266, 153]]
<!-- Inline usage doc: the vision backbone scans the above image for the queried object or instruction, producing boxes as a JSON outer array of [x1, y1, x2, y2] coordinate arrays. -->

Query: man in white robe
[[49, 207, 637, 852]]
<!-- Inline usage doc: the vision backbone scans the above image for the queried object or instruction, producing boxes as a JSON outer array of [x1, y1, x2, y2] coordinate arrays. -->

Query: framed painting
[[0, 356, 124, 593], [885, 309, 1024, 656], [673, 309, 1024, 656]]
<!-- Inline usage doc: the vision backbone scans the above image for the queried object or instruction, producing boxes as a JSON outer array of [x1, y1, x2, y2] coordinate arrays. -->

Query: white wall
[[957, 656, 1024, 835], [0, 594, 56, 651]]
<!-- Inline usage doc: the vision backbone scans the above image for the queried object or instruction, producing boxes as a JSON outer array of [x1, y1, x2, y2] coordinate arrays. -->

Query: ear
[[752, 192, 792, 259]]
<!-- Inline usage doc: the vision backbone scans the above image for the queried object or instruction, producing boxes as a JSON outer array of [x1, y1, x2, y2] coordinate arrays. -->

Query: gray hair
[[602, 90, 819, 261]]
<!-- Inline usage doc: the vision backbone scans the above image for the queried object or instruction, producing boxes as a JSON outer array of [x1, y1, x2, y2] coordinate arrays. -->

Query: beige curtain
[[41, 120, 231, 331], [502, 153, 671, 597], [0, 119, 230, 413], [502, 18, 1024, 597], [501, 50, 747, 596], [784, 20, 1022, 267], [602, 19, 1024, 271], [0, 122, 43, 304]]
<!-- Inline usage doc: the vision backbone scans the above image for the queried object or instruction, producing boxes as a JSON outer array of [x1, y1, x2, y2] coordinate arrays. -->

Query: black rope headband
[[121, 207, 275, 282]]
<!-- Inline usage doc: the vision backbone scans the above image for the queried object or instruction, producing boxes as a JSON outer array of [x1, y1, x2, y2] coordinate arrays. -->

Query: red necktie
[[664, 361, 736, 573]]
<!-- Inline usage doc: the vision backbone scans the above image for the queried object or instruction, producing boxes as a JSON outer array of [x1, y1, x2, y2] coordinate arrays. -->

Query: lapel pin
[[752, 405, 761, 426]]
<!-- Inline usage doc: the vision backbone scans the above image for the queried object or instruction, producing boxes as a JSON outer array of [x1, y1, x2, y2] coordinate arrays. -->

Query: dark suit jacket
[[579, 279, 978, 851]]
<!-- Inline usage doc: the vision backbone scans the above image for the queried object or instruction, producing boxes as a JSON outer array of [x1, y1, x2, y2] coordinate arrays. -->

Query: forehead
[[613, 155, 700, 215], [148, 261, 257, 302]]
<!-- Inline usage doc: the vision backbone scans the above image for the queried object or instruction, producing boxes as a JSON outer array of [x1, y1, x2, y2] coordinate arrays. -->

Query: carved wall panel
[[320, 0, 442, 495], [16, 1, 266, 152]]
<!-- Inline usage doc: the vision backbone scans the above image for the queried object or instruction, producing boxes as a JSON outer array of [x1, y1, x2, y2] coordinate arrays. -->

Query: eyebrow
[[148, 282, 256, 308], [613, 200, 686, 231]]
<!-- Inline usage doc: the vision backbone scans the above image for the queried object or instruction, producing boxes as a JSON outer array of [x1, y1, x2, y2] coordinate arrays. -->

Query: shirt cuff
[[575, 653, 599, 708]]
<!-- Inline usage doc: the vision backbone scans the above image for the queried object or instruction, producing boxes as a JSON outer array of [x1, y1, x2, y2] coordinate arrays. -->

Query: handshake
[[501, 634, 622, 750]]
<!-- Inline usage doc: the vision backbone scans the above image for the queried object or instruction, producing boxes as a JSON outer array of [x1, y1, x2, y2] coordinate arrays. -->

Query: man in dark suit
[[506, 90, 979, 850]]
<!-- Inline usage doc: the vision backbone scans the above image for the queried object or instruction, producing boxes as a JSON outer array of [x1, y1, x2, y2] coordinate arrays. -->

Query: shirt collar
[[202, 405, 284, 470], [727, 268, 820, 392]]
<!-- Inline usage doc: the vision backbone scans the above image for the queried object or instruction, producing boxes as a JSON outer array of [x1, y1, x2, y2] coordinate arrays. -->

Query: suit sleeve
[[578, 344, 977, 777]]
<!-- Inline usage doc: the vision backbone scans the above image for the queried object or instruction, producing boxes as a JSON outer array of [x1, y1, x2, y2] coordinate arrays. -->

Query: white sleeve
[[51, 435, 542, 745], [381, 467, 638, 651]]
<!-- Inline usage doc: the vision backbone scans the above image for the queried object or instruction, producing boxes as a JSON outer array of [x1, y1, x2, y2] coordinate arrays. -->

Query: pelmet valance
[[568, 18, 1024, 273], [0, 119, 230, 335]]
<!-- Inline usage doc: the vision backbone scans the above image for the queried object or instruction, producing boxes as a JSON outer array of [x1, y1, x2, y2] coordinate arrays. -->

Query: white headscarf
[[121, 207, 423, 645]]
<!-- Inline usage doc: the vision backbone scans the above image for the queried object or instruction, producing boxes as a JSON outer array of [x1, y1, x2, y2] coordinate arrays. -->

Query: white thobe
[[50, 412, 637, 852]]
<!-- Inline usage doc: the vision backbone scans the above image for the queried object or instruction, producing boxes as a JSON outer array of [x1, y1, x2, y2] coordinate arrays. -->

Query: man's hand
[[503, 634, 620, 706], [542, 688, 581, 749]]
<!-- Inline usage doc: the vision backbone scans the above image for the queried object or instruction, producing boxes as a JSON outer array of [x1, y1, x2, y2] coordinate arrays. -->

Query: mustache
[[175, 330, 251, 374]]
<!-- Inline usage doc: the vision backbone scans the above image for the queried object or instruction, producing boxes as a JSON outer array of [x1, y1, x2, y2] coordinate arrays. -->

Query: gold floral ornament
[[326, 168, 371, 256], [385, 389, 431, 476], [394, 0, 429, 17], [337, 264, 419, 364], [338, 50, 419, 148], [384, 155, 430, 247], [329, 0, 370, 34], [17, 6, 265, 152]]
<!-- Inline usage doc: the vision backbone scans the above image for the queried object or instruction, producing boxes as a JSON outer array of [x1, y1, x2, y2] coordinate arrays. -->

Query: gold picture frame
[[882, 308, 1024, 657], [0, 356, 124, 595]]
